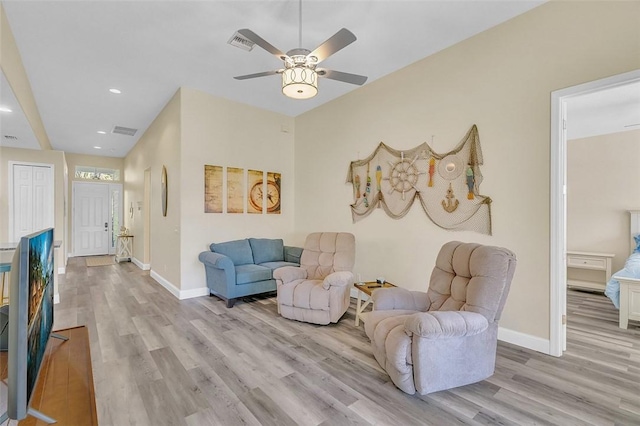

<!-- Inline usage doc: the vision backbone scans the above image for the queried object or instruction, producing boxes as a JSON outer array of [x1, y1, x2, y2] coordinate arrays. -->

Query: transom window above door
[[75, 166, 120, 181]]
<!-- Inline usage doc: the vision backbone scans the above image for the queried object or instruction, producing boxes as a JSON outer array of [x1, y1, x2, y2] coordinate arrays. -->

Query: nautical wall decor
[[347, 125, 492, 235]]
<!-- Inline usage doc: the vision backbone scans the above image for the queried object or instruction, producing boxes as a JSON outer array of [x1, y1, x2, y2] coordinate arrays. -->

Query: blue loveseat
[[198, 238, 302, 307]]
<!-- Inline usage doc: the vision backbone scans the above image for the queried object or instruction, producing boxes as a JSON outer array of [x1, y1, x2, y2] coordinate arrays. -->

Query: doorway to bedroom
[[551, 69, 640, 356]]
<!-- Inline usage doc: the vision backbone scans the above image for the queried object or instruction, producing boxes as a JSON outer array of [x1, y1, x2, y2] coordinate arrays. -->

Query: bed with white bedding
[[605, 211, 640, 329]]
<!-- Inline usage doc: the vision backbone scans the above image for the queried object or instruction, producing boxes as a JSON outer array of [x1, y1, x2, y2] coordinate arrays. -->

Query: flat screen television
[[3, 228, 57, 423]]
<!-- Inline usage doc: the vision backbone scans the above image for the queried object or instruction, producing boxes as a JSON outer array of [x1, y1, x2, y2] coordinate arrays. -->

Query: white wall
[[65, 153, 124, 255], [179, 87, 295, 292], [568, 130, 640, 272], [0, 147, 67, 298], [124, 90, 182, 286], [294, 0, 640, 341]]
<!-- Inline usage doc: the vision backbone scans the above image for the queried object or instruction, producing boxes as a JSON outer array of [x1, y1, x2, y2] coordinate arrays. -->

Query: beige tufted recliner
[[274, 232, 355, 325], [364, 241, 516, 395]]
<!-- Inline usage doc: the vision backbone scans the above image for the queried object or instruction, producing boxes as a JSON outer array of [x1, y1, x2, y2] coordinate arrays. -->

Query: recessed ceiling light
[[93, 146, 102, 149], [97, 131, 107, 134], [0, 106, 12, 113], [109, 88, 121, 94]]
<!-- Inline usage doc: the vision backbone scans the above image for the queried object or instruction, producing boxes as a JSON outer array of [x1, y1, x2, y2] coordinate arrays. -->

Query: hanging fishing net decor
[[346, 125, 492, 235]]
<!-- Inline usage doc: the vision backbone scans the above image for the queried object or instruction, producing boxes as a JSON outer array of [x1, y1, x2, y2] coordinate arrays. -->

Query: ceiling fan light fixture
[[282, 67, 318, 100]]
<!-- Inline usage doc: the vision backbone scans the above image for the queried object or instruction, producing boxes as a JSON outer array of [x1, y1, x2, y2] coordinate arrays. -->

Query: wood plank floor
[[46, 258, 640, 425]]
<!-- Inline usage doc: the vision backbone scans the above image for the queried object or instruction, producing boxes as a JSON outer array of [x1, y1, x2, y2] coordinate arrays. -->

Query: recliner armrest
[[404, 311, 488, 339], [284, 245, 303, 264], [274, 266, 307, 284], [198, 251, 234, 271], [372, 287, 431, 311], [322, 271, 354, 290]]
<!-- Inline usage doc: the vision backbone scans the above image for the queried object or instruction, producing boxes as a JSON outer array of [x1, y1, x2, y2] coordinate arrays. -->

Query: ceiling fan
[[232, 1, 367, 100]]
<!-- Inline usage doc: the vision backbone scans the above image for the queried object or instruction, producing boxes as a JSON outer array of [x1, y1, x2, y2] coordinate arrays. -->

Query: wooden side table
[[115, 234, 134, 263], [354, 281, 396, 326]]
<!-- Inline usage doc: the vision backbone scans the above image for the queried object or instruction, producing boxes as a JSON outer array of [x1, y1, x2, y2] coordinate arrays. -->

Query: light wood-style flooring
[[49, 258, 639, 425]]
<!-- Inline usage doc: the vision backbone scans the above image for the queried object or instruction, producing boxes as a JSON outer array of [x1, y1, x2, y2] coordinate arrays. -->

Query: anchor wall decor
[[347, 125, 493, 235]]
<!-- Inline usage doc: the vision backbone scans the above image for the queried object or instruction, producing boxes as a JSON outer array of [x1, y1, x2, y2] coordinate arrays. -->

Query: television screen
[[7, 228, 55, 421], [26, 228, 54, 402]]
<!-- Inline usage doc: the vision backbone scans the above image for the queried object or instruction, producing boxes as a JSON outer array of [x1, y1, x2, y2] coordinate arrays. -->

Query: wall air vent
[[228, 32, 255, 51], [3, 135, 18, 140], [111, 126, 137, 136]]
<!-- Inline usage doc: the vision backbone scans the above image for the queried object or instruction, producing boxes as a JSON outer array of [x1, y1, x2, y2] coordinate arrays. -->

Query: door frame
[[71, 181, 123, 256], [8, 161, 55, 242], [550, 68, 640, 357]]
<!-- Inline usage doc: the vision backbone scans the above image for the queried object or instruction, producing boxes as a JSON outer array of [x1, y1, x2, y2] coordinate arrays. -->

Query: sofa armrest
[[198, 251, 234, 271], [372, 287, 431, 311], [404, 311, 488, 339], [274, 266, 307, 284], [284, 245, 303, 264], [322, 271, 354, 290]]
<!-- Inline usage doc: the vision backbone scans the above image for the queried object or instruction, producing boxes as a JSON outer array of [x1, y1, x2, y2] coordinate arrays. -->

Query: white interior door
[[11, 163, 54, 241], [73, 182, 109, 256]]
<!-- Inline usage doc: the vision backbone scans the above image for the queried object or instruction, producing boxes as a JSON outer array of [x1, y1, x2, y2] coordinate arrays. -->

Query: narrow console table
[[116, 234, 134, 263], [566, 251, 615, 292]]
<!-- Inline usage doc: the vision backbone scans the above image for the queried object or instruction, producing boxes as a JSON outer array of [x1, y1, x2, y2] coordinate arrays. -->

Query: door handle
[[104, 222, 108, 231]]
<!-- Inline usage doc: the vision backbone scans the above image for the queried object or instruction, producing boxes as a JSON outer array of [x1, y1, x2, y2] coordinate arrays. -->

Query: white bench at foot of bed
[[612, 270, 640, 329]]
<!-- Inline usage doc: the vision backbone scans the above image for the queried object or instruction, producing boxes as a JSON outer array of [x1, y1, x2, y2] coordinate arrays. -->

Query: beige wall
[[294, 1, 640, 340], [124, 87, 295, 293], [65, 153, 124, 255], [0, 5, 51, 150], [124, 89, 182, 286], [0, 147, 67, 295], [179, 87, 295, 292], [568, 130, 640, 272]]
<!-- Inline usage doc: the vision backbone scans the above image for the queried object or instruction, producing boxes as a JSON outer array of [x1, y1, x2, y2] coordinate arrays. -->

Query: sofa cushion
[[259, 261, 299, 271], [210, 239, 254, 266], [235, 264, 272, 285], [249, 238, 284, 264]]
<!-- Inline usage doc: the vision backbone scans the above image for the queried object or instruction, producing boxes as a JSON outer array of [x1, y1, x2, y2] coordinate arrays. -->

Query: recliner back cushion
[[249, 238, 284, 264], [427, 241, 516, 322], [210, 239, 254, 266], [300, 232, 355, 280]]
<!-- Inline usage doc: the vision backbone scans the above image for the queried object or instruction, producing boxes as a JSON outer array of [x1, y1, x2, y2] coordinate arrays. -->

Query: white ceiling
[[567, 81, 640, 140], [0, 70, 41, 151], [0, 0, 640, 157], [1, 1, 547, 157]]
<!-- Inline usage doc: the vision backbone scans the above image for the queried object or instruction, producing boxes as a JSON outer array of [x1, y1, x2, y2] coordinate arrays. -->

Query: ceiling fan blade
[[237, 29, 287, 59], [308, 28, 357, 63], [317, 69, 368, 86], [234, 70, 281, 80]]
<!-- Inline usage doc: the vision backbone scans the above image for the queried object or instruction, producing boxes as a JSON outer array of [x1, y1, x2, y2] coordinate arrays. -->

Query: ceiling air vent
[[228, 32, 255, 51], [3, 135, 18, 140], [111, 126, 137, 136]]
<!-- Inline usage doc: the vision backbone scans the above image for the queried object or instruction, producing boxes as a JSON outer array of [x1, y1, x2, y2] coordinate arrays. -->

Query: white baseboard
[[149, 270, 208, 300], [180, 287, 209, 299], [498, 326, 550, 355], [132, 257, 150, 271], [54, 293, 60, 304], [150, 270, 180, 298], [57, 266, 65, 275]]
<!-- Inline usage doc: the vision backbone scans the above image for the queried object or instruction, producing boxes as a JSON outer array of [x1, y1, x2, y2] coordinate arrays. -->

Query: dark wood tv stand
[[0, 326, 98, 426]]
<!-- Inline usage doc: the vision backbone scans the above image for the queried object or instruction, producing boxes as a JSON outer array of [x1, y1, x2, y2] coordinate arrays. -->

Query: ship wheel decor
[[384, 152, 425, 200], [346, 125, 493, 235]]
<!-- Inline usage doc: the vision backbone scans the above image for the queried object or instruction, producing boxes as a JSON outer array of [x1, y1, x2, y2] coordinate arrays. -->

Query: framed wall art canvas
[[266, 171, 281, 214], [227, 167, 244, 213], [204, 165, 223, 213], [247, 169, 264, 214]]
